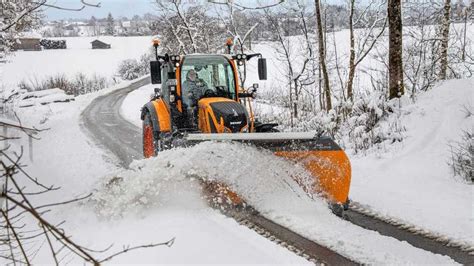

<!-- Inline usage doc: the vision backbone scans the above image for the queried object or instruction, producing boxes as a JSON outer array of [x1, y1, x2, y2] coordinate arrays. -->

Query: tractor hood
[[198, 97, 249, 133]]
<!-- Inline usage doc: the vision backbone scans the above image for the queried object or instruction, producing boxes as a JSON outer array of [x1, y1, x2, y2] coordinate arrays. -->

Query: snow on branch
[[208, 0, 285, 10]]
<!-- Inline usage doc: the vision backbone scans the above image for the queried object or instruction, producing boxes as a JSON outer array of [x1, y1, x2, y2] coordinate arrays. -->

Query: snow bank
[[120, 83, 155, 127], [351, 78, 474, 246], [18, 88, 74, 107], [93, 142, 456, 264]]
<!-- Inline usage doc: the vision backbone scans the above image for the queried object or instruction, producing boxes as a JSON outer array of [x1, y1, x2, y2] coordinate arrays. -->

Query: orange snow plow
[[185, 133, 351, 213], [141, 39, 351, 215]]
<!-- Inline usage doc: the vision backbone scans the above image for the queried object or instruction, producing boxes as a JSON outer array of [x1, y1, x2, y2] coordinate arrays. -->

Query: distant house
[[14, 32, 42, 51], [91, 39, 111, 49]]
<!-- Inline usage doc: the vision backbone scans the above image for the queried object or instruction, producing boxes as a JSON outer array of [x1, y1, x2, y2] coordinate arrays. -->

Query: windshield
[[181, 55, 236, 108]]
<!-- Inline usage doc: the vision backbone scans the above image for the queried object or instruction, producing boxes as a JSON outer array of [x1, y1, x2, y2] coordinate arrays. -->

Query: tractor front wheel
[[143, 111, 158, 158]]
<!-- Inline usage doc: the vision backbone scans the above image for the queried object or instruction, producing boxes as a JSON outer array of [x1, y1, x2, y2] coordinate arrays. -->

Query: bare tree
[[315, 0, 332, 110], [439, 0, 452, 79], [387, 0, 404, 99], [208, 0, 285, 10], [263, 3, 314, 124], [153, 1, 226, 54], [347, 0, 387, 102], [211, 3, 257, 86]]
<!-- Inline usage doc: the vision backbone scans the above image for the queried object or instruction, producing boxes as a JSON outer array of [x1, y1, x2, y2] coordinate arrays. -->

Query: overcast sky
[[44, 0, 339, 20], [45, 0, 158, 20]]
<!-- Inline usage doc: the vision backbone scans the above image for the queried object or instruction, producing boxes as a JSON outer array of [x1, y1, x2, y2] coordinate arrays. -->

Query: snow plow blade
[[185, 132, 351, 206]]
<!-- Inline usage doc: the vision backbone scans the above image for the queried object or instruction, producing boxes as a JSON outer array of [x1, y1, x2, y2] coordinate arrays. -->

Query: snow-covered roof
[[18, 31, 42, 39]]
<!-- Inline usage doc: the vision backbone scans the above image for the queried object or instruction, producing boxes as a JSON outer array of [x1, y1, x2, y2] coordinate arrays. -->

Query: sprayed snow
[[93, 142, 456, 264]]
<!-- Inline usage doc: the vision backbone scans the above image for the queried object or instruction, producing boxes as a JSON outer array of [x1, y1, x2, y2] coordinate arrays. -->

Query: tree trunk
[[439, 0, 451, 79], [388, 0, 404, 99], [462, 7, 468, 61], [315, 0, 332, 110], [294, 80, 299, 118], [347, 0, 356, 102]]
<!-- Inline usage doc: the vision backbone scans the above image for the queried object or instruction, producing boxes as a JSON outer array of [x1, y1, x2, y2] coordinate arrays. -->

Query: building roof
[[91, 39, 110, 45]]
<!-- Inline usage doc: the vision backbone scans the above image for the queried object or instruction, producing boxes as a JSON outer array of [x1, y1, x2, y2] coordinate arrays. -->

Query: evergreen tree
[[106, 12, 115, 35]]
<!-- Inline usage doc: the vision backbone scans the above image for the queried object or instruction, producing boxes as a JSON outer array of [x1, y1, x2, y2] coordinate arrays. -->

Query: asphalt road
[[82, 77, 149, 167]]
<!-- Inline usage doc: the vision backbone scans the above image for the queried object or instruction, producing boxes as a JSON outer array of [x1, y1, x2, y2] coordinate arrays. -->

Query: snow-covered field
[[0, 36, 151, 87]]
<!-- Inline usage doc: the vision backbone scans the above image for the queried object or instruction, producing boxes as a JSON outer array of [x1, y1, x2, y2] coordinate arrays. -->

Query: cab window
[[181, 56, 236, 108]]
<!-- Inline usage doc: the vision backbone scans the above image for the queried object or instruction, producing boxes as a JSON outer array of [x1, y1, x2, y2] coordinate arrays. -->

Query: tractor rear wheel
[[143, 111, 158, 158]]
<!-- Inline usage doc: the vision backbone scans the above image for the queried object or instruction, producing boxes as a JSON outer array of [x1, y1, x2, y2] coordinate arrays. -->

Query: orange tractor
[[141, 40, 351, 215]]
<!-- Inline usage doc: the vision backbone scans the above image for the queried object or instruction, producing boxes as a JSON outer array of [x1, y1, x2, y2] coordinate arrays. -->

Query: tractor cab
[[180, 55, 240, 131], [147, 42, 267, 134]]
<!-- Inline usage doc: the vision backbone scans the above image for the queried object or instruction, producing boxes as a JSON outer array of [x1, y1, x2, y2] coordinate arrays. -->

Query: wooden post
[[29, 136, 33, 162]]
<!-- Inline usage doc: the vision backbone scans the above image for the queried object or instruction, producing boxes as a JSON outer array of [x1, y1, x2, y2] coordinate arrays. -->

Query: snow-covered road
[[82, 77, 148, 167]]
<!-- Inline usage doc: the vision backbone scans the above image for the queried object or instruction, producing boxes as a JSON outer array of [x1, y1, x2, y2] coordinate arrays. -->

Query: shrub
[[117, 52, 153, 81], [18, 73, 109, 96], [449, 130, 474, 183]]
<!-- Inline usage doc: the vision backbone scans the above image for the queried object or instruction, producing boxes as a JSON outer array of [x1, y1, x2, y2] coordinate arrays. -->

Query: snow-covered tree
[[0, 1, 42, 59], [152, 1, 226, 54], [90, 16, 98, 36]]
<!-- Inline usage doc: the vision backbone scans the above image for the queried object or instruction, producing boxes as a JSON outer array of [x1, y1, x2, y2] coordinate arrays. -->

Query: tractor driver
[[182, 69, 208, 107]]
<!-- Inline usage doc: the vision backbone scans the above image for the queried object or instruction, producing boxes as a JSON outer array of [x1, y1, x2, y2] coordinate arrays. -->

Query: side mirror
[[258, 58, 267, 80], [150, 61, 161, 84]]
